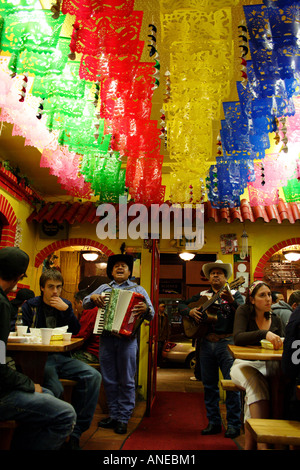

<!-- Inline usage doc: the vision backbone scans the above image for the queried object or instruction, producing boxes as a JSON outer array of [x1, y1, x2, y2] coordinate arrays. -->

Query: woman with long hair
[[230, 280, 284, 449]]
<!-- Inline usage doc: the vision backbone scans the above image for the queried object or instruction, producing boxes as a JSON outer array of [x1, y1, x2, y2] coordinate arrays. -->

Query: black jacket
[[0, 287, 34, 399], [282, 305, 300, 379]]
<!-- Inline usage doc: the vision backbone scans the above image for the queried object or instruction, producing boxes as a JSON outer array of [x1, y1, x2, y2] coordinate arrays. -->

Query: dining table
[[7, 337, 84, 384], [228, 344, 284, 419]]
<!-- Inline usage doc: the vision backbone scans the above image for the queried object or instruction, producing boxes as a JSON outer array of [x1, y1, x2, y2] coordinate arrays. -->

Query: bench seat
[[220, 379, 244, 392], [246, 419, 300, 447]]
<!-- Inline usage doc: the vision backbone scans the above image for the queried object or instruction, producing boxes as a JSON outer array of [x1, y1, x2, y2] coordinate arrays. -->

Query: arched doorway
[[0, 195, 17, 248], [34, 238, 115, 303], [254, 237, 300, 299]]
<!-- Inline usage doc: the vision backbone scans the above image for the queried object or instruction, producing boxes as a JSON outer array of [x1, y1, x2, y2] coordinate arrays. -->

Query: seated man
[[72, 289, 100, 364], [0, 247, 76, 450], [22, 268, 101, 450]]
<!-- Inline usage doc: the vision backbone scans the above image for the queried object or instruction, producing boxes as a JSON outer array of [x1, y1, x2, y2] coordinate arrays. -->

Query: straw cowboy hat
[[202, 259, 233, 280]]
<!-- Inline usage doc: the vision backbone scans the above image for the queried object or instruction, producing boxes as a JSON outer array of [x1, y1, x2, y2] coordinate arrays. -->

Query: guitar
[[182, 276, 245, 339]]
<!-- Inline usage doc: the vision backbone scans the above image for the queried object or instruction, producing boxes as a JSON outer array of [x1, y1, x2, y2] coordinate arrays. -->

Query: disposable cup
[[40, 328, 53, 345], [30, 328, 41, 337], [16, 325, 28, 336], [63, 332, 72, 341]]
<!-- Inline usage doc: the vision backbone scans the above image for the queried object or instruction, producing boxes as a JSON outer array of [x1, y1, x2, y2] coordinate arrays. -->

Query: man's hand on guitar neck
[[219, 288, 235, 304], [189, 307, 205, 323]]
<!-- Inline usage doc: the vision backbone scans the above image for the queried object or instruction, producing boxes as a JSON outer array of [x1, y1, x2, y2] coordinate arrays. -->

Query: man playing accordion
[[83, 252, 154, 435]]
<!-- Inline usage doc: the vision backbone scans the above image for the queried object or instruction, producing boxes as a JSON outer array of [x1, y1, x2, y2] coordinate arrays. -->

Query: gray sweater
[[271, 301, 293, 334]]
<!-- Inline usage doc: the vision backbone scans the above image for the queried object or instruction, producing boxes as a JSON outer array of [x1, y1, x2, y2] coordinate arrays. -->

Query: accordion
[[93, 289, 145, 337]]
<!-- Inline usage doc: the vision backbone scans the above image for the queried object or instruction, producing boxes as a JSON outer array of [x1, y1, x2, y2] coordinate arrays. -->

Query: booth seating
[[0, 420, 18, 450], [245, 385, 300, 449]]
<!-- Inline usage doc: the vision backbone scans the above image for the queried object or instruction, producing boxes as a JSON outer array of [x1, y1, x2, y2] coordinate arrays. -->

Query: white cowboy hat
[[202, 259, 233, 280]]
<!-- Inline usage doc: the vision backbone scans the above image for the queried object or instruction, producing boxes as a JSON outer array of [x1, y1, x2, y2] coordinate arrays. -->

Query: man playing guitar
[[178, 260, 244, 439]]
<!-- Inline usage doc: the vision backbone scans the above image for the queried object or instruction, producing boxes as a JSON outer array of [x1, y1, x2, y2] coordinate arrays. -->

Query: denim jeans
[[200, 337, 241, 429], [0, 388, 76, 450], [99, 335, 138, 423], [43, 353, 101, 439]]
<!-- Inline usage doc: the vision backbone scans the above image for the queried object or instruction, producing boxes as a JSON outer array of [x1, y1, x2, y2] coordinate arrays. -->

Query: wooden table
[[7, 338, 84, 384], [228, 344, 283, 361], [228, 344, 284, 418]]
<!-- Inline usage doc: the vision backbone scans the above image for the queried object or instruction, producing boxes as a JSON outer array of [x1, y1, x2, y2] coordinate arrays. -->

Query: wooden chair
[[0, 420, 18, 450], [246, 418, 300, 448]]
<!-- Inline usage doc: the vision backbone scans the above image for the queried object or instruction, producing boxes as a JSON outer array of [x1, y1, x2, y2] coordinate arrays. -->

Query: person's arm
[[82, 286, 106, 310], [57, 298, 81, 334], [135, 286, 155, 321], [177, 293, 202, 317]]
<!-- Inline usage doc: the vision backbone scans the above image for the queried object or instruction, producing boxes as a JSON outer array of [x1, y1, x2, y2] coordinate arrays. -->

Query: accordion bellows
[[93, 289, 145, 337]]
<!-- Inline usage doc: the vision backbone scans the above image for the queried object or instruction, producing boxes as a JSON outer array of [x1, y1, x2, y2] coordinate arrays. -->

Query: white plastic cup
[[40, 328, 53, 345], [16, 325, 28, 336], [30, 328, 40, 337], [63, 332, 72, 341]]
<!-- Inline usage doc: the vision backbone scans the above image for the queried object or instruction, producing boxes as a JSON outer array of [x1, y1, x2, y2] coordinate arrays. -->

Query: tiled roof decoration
[[27, 199, 300, 225]]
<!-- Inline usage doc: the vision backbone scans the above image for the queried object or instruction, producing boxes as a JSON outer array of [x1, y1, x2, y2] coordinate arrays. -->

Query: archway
[[34, 238, 115, 303], [34, 237, 115, 267], [253, 237, 300, 281], [0, 194, 17, 248]]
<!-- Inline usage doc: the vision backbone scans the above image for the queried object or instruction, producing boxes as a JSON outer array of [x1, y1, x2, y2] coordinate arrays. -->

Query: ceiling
[[0, 121, 69, 196], [0, 0, 299, 206]]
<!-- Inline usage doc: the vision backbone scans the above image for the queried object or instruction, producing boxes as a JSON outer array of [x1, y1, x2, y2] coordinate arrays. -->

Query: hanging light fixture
[[179, 252, 195, 261], [283, 249, 300, 262], [82, 251, 99, 261], [240, 228, 249, 259]]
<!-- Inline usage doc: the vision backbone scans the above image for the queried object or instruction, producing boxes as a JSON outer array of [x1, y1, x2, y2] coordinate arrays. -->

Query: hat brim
[[202, 262, 232, 280], [106, 254, 134, 280]]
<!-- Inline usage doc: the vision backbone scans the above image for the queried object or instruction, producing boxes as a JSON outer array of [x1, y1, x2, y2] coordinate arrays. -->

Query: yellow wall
[[159, 217, 300, 283], [2, 186, 300, 399]]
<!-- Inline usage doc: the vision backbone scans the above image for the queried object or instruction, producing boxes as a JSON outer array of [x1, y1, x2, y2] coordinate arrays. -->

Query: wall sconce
[[283, 250, 300, 262], [179, 252, 195, 261]]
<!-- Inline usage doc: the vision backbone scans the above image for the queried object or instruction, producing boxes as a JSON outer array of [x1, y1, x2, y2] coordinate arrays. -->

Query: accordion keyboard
[[93, 292, 111, 335]]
